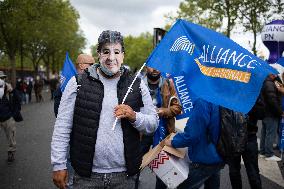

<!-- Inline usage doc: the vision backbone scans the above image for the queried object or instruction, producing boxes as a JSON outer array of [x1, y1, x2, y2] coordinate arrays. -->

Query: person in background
[[34, 76, 44, 102], [260, 74, 282, 161], [53, 53, 95, 189], [0, 71, 22, 163], [54, 53, 95, 117], [26, 78, 33, 103], [165, 98, 224, 189], [227, 114, 262, 189], [137, 66, 182, 189], [49, 74, 59, 100]]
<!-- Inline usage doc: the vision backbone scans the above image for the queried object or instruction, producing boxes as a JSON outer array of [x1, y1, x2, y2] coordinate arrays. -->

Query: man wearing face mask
[[137, 67, 181, 189], [51, 30, 158, 189], [0, 71, 22, 163]]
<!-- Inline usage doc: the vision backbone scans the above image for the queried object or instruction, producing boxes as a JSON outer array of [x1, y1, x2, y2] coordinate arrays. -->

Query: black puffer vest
[[70, 67, 144, 177]]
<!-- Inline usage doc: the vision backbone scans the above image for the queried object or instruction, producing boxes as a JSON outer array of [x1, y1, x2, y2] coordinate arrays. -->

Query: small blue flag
[[146, 19, 278, 113], [60, 52, 77, 92]]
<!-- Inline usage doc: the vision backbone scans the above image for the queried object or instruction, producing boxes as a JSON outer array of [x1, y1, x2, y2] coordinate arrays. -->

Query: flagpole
[[111, 62, 147, 130]]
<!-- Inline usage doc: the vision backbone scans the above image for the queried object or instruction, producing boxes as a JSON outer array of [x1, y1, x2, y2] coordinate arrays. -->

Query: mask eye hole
[[114, 50, 121, 55], [101, 49, 110, 55]]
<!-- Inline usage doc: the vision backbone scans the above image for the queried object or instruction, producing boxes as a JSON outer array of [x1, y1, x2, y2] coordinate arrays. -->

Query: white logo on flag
[[170, 36, 195, 55], [60, 75, 66, 85]]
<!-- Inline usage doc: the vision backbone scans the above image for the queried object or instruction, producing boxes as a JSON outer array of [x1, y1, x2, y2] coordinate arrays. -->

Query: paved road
[[0, 90, 56, 189], [0, 89, 283, 189]]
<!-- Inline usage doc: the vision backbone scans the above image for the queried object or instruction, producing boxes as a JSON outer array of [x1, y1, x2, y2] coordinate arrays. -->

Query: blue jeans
[[260, 117, 279, 157], [177, 163, 224, 189], [228, 134, 262, 189], [66, 157, 74, 189]]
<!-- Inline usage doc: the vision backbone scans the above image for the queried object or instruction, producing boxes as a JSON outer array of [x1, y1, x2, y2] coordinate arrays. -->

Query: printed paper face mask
[[99, 43, 124, 76]]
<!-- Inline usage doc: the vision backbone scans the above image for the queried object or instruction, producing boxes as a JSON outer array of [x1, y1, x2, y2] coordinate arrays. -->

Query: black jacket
[[263, 77, 282, 118], [0, 87, 22, 122]]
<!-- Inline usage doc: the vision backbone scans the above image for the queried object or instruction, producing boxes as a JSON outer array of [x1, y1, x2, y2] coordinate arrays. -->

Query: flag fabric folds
[[146, 19, 277, 113], [60, 52, 77, 92]]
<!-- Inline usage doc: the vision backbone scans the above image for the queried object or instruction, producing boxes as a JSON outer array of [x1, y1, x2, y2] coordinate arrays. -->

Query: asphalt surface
[[0, 89, 283, 189], [0, 89, 55, 189]]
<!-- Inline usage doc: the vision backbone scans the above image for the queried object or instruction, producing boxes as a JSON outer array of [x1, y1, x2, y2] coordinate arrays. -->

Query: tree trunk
[[227, 16, 231, 38], [20, 39, 24, 78], [226, 0, 231, 38], [253, 30, 257, 55], [46, 55, 50, 80], [9, 54, 16, 88]]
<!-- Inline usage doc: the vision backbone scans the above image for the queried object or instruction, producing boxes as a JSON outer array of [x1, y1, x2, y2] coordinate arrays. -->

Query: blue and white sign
[[146, 19, 277, 113]]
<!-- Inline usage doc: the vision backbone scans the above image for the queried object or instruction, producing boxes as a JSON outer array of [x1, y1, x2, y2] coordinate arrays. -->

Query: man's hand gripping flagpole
[[111, 62, 146, 130]]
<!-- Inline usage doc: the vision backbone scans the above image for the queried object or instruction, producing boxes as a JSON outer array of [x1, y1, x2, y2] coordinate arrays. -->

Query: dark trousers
[[135, 135, 153, 189], [228, 134, 262, 189], [155, 176, 167, 189], [177, 163, 223, 189]]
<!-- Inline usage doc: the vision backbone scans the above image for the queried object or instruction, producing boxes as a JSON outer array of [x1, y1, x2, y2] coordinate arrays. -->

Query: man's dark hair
[[97, 30, 125, 53]]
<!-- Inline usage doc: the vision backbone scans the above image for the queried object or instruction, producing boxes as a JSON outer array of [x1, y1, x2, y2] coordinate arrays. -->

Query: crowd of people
[[13, 74, 59, 105], [49, 30, 283, 189], [1, 29, 283, 189], [0, 72, 60, 165]]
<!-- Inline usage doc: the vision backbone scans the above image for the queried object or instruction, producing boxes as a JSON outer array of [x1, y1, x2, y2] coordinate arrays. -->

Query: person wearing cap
[[0, 71, 22, 163], [51, 30, 158, 189]]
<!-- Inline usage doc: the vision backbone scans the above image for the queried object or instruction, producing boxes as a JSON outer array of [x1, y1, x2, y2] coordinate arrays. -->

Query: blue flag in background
[[146, 19, 277, 113], [60, 52, 77, 92]]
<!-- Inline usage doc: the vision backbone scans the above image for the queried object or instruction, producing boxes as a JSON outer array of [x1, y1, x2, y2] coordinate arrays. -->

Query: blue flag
[[60, 52, 77, 92], [146, 19, 277, 113]]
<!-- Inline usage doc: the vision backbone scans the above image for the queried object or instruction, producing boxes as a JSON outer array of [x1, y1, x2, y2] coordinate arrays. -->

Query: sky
[[69, 0, 270, 58], [69, 0, 182, 54]]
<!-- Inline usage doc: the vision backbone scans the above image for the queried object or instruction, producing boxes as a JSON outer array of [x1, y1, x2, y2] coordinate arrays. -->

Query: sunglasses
[[81, 63, 94, 66]]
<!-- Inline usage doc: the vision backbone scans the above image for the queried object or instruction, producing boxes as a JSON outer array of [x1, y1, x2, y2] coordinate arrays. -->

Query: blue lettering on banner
[[173, 75, 193, 113]]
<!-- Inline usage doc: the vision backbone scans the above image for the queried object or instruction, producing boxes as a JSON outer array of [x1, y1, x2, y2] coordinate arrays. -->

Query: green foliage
[[239, 0, 271, 55], [167, 0, 242, 37], [166, 0, 284, 54], [168, 0, 222, 32], [265, 0, 284, 22], [0, 0, 86, 82], [123, 32, 153, 70]]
